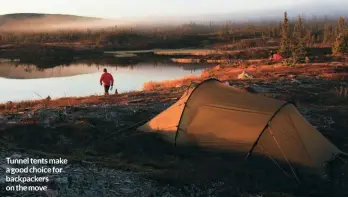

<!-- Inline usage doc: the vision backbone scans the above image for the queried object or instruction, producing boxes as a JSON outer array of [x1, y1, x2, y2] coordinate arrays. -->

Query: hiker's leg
[[104, 85, 110, 95]]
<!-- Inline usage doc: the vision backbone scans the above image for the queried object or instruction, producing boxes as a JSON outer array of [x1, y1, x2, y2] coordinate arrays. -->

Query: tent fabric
[[137, 79, 343, 172]]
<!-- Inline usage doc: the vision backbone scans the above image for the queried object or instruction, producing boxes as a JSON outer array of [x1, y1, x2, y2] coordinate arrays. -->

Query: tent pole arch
[[174, 78, 222, 146], [245, 102, 296, 160], [182, 80, 200, 97]]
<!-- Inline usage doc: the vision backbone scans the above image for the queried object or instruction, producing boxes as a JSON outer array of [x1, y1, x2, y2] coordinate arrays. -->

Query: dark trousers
[[104, 85, 110, 95]]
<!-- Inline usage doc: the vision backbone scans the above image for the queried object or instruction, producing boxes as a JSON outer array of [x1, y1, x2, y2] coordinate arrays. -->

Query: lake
[[0, 61, 213, 103]]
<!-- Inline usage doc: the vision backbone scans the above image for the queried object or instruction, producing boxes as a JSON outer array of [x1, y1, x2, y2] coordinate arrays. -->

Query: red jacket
[[100, 72, 114, 86]]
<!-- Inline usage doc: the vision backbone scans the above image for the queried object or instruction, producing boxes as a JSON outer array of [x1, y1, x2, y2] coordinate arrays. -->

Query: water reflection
[[0, 61, 212, 103]]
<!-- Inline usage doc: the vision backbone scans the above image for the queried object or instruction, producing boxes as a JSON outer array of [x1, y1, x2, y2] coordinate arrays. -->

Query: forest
[[0, 14, 346, 51], [0, 12, 346, 68]]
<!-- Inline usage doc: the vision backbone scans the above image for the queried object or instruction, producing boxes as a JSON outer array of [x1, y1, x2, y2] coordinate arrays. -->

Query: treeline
[[0, 14, 346, 51], [276, 12, 347, 65]]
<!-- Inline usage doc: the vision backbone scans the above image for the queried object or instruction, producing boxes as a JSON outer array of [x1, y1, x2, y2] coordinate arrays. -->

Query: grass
[[335, 86, 348, 99], [0, 88, 185, 114], [142, 60, 348, 91], [0, 94, 118, 113], [113, 53, 137, 57], [104, 50, 157, 54], [154, 49, 218, 56], [143, 74, 201, 90], [170, 58, 203, 63]]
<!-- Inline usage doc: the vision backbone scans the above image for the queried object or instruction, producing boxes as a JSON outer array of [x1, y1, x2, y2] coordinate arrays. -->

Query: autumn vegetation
[[1, 12, 347, 108]]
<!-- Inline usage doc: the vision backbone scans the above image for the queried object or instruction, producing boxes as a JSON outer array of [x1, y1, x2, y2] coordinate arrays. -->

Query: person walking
[[99, 68, 114, 95]]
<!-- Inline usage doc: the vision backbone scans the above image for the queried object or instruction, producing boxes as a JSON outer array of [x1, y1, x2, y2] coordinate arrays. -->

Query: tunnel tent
[[137, 78, 344, 177]]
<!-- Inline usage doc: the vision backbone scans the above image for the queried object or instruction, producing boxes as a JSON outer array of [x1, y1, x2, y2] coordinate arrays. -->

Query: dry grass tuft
[[170, 58, 202, 63], [143, 74, 202, 91], [334, 86, 348, 98], [0, 94, 118, 113], [154, 49, 217, 56]]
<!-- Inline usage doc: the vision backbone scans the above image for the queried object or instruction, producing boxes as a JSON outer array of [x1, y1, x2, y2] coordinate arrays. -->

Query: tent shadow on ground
[[1, 122, 348, 196], [94, 130, 348, 196]]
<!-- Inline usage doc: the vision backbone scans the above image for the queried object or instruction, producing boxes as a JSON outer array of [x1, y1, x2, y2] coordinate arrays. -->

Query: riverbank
[[1, 60, 348, 196]]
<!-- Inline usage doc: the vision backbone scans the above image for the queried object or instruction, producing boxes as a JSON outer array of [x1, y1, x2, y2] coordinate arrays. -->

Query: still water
[[0, 61, 212, 103]]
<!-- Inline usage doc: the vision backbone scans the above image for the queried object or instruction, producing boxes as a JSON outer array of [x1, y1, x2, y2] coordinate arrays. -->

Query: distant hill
[[0, 13, 118, 32], [1, 13, 98, 19]]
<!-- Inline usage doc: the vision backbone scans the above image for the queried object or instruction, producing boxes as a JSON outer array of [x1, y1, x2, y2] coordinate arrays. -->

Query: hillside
[[0, 13, 117, 31], [0, 13, 99, 21]]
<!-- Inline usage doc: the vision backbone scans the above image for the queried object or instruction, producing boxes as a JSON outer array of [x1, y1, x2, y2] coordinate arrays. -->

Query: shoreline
[[1, 59, 347, 112]]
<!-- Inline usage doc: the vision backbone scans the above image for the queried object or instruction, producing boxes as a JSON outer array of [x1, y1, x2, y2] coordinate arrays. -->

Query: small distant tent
[[138, 79, 345, 176], [272, 53, 283, 61]]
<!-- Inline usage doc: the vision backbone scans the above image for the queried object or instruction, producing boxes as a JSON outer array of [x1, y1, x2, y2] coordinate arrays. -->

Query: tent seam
[[174, 78, 222, 146], [245, 102, 295, 159], [201, 104, 273, 116], [288, 114, 315, 169], [268, 127, 301, 183]]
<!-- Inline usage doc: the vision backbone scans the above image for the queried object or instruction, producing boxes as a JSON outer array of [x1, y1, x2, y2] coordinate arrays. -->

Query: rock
[[0, 177, 6, 184], [237, 71, 255, 79], [291, 79, 301, 84], [7, 121, 17, 125], [45, 189, 58, 197], [120, 188, 135, 194], [288, 74, 297, 79], [27, 112, 34, 119], [124, 179, 132, 184], [245, 85, 270, 93], [245, 86, 258, 93], [0, 115, 7, 125], [55, 177, 69, 185], [11, 153, 22, 158], [0, 163, 13, 170], [110, 112, 118, 118]]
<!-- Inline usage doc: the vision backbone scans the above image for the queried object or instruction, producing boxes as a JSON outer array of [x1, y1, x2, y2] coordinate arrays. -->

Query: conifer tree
[[278, 12, 291, 57], [332, 16, 347, 54], [291, 16, 307, 63], [334, 17, 345, 37], [323, 24, 332, 44], [333, 31, 348, 55], [293, 16, 305, 38]]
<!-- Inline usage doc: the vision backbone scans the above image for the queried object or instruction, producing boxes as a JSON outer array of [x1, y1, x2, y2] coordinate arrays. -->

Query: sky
[[0, 0, 347, 20]]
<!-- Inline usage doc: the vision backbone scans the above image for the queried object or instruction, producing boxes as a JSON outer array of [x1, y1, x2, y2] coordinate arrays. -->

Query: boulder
[[245, 85, 270, 93], [237, 71, 255, 79]]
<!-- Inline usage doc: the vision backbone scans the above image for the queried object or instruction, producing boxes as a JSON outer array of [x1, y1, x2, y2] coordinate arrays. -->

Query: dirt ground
[[1, 61, 348, 196]]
